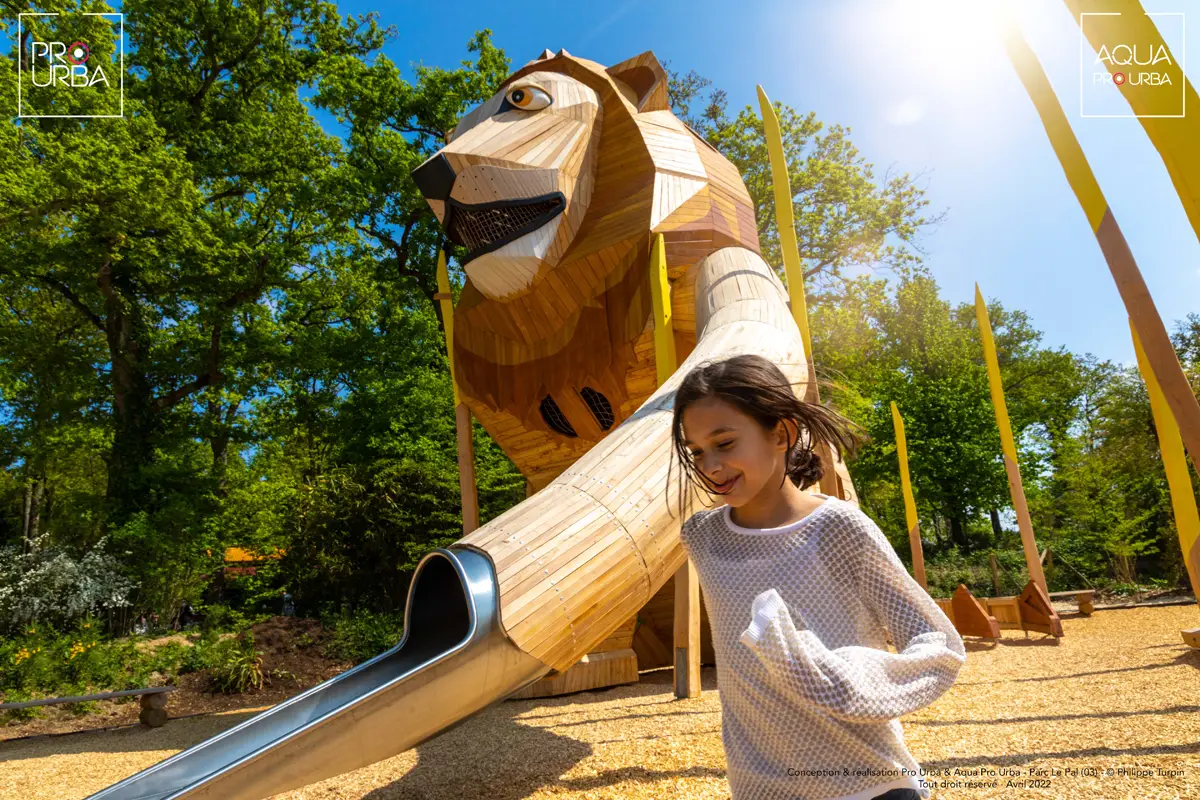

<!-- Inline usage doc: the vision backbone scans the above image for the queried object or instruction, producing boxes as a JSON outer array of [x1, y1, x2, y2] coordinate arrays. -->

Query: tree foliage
[[1, 8, 1197, 642]]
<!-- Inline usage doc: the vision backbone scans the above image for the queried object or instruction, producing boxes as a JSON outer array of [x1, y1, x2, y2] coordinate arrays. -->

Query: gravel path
[[5, 604, 1199, 799]]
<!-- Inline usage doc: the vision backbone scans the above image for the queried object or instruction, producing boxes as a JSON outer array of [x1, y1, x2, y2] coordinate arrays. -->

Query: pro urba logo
[[17, 12, 124, 119]]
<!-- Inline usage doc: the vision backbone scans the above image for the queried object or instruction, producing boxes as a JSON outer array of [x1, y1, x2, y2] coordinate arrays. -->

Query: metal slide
[[87, 546, 552, 800]]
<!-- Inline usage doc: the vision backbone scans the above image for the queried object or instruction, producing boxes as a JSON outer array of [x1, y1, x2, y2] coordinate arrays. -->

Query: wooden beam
[[456, 404, 479, 534], [674, 557, 701, 698], [439, 249, 479, 534]]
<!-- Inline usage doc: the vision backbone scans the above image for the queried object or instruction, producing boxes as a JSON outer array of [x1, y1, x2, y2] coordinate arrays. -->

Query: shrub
[[0, 618, 181, 721], [0, 536, 135, 636], [207, 634, 264, 694], [321, 611, 404, 664]]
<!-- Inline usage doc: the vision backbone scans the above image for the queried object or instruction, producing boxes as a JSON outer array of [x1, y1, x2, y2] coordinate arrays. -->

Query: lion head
[[413, 49, 760, 480]]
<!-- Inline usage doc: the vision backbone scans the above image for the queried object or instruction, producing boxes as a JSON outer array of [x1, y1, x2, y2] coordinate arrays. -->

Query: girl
[[670, 354, 965, 800]]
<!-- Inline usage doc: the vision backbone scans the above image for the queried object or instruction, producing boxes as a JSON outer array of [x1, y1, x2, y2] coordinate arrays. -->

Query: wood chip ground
[[4, 605, 1199, 799]]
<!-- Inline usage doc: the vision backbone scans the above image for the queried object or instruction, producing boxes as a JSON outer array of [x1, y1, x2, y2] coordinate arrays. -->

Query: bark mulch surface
[[3, 605, 1199, 799]]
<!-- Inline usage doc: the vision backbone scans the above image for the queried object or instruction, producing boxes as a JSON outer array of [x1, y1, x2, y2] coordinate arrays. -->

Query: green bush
[[207, 634, 264, 694], [321, 611, 404, 664], [0, 618, 181, 722]]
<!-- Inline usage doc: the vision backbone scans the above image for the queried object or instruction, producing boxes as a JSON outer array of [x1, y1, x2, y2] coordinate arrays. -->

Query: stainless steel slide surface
[[87, 546, 552, 800]]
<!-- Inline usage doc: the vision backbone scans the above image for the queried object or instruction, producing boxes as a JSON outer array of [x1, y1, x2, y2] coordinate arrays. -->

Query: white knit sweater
[[679, 495, 966, 800]]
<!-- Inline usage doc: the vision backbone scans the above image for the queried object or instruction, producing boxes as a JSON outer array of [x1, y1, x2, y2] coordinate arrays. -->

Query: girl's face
[[681, 395, 793, 508]]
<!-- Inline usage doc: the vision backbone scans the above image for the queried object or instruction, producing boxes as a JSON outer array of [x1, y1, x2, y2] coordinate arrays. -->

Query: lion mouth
[[445, 192, 566, 264]]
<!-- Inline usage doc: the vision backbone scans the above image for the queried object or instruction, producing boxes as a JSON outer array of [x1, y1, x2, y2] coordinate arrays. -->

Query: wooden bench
[[0, 686, 176, 728], [1047, 590, 1095, 615]]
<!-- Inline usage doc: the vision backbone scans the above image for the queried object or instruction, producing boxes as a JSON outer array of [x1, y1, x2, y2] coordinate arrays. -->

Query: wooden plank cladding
[[458, 246, 821, 671]]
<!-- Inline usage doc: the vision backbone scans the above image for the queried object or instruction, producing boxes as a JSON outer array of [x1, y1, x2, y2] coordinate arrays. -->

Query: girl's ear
[[774, 418, 798, 452]]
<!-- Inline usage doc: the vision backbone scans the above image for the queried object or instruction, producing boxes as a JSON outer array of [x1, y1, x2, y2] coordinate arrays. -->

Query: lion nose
[[412, 153, 456, 202]]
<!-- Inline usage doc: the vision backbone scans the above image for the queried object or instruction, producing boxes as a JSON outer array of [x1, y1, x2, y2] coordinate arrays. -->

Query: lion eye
[[505, 86, 552, 111]]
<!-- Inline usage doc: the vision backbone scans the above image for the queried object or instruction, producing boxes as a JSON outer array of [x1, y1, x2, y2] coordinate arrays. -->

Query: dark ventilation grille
[[539, 395, 577, 438], [446, 194, 565, 258], [579, 387, 614, 431]]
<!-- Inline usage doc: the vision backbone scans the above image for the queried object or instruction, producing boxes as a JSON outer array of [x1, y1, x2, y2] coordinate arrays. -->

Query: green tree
[[665, 65, 944, 292]]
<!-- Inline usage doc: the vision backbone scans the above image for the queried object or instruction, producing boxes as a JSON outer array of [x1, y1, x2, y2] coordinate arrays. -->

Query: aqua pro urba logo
[[18, 12, 124, 118], [1079, 11, 1185, 119]]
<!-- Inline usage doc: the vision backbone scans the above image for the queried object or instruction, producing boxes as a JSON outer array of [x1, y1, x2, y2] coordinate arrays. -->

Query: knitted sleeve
[[738, 511, 966, 723]]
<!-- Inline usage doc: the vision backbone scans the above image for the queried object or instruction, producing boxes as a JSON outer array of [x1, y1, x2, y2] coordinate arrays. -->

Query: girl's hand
[[743, 588, 806, 648]]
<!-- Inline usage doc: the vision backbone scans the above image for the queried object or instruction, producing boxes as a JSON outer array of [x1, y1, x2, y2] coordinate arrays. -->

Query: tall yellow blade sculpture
[[1131, 320, 1200, 644], [999, 11, 1200, 470], [890, 401, 927, 589], [1064, 0, 1200, 238], [757, 84, 839, 498], [976, 285, 1049, 598], [756, 86, 814, 383]]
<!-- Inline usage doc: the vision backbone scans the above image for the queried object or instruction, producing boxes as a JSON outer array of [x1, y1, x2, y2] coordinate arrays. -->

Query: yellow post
[[975, 284, 1048, 597], [757, 85, 838, 497], [651, 231, 700, 698], [649, 233, 677, 387], [436, 249, 479, 533], [998, 10, 1200, 472], [1063, 0, 1200, 238], [890, 401, 926, 589], [1130, 320, 1200, 643], [756, 85, 814, 380]]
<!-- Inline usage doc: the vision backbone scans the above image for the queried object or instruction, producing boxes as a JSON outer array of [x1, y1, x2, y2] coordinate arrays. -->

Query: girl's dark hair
[[668, 354, 863, 519]]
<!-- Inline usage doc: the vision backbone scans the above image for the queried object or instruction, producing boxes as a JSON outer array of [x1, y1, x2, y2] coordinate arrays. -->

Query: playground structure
[[85, 3, 1200, 795], [86, 49, 855, 800]]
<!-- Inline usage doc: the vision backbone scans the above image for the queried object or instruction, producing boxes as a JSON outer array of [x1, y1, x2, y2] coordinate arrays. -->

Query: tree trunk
[[21, 480, 32, 554], [208, 400, 240, 494], [990, 508, 1003, 540], [100, 261, 164, 523], [949, 515, 967, 550], [28, 475, 44, 542]]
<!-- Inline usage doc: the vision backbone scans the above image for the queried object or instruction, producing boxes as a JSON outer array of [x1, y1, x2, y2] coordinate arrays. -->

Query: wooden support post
[[674, 557, 701, 698], [437, 249, 479, 534], [456, 404, 479, 534], [652, 231, 700, 698], [890, 401, 926, 589], [976, 285, 1049, 598], [989, 553, 1001, 597]]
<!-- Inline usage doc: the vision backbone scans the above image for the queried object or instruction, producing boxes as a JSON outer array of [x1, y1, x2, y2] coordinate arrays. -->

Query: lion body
[[424, 50, 761, 489]]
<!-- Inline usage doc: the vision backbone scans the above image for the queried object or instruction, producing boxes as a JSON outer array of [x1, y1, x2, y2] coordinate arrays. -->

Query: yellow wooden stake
[[758, 85, 840, 498], [649, 232, 699, 697], [649, 233, 677, 388], [975, 284, 1048, 597], [890, 401, 926, 589], [998, 9, 1200, 472], [757, 85, 814, 387], [436, 249, 479, 533], [1131, 319, 1200, 637]]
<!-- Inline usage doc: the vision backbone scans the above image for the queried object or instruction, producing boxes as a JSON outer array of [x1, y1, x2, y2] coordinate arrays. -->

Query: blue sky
[[341, 0, 1199, 367]]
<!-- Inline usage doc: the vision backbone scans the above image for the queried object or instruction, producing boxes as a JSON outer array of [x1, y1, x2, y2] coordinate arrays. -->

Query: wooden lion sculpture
[[413, 48, 856, 501]]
